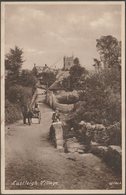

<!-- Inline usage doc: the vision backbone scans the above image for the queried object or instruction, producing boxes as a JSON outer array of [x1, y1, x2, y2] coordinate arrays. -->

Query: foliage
[[66, 35, 121, 128], [41, 71, 56, 87], [61, 57, 89, 91], [69, 64, 86, 78], [61, 76, 71, 91], [5, 46, 24, 83], [5, 46, 35, 124], [19, 69, 37, 87], [73, 57, 80, 66], [5, 85, 33, 124], [5, 99, 22, 124], [66, 67, 121, 128], [96, 35, 121, 69], [70, 64, 88, 90], [7, 85, 32, 106]]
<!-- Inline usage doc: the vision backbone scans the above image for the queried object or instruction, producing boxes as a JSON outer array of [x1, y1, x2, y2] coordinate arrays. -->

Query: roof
[[49, 71, 70, 90], [48, 80, 63, 90], [33, 65, 51, 74]]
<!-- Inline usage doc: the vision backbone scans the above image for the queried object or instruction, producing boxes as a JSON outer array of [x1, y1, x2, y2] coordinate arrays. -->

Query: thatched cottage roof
[[49, 70, 70, 90]]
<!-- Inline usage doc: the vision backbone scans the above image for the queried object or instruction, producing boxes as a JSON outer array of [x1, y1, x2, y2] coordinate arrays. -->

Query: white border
[[2, 1, 125, 5], [1, 1, 125, 194], [121, 2, 125, 194], [1, 2, 5, 194]]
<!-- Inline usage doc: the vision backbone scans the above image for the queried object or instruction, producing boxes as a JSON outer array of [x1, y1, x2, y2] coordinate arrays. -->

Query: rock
[[65, 137, 85, 153], [77, 149, 84, 154], [65, 153, 77, 161], [98, 146, 108, 152], [95, 124, 105, 130], [91, 145, 108, 158], [56, 139, 64, 147], [57, 145, 64, 152], [85, 122, 92, 129], [50, 122, 64, 151], [104, 145, 122, 173], [108, 145, 121, 155], [91, 141, 100, 146], [66, 156, 76, 161]]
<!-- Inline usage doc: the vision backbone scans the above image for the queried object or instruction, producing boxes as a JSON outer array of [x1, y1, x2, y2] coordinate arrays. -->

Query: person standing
[[52, 109, 60, 122], [21, 104, 28, 124]]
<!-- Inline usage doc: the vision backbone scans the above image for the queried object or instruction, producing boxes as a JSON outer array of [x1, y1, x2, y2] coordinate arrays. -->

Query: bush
[[5, 85, 33, 124], [57, 94, 79, 104], [19, 69, 37, 87], [66, 68, 121, 128], [7, 85, 32, 106], [5, 99, 22, 124]]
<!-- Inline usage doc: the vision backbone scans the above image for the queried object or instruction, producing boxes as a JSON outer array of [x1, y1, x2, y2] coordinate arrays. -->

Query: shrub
[[7, 85, 32, 106], [19, 69, 37, 87], [5, 99, 22, 124], [66, 69, 121, 128], [5, 85, 33, 124]]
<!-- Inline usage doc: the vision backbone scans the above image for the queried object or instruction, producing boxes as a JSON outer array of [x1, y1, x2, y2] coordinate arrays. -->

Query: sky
[[5, 2, 122, 70]]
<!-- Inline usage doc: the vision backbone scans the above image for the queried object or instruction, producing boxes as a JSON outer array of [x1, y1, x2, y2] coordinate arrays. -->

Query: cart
[[32, 109, 41, 124]]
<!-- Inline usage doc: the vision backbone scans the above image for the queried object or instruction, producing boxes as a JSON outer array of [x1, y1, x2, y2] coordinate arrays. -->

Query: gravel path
[[5, 103, 121, 190]]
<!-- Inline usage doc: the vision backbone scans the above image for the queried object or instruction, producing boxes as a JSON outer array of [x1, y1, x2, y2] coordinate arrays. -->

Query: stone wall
[[78, 121, 121, 146], [77, 121, 122, 173], [46, 90, 74, 112], [91, 144, 122, 174], [49, 121, 64, 152]]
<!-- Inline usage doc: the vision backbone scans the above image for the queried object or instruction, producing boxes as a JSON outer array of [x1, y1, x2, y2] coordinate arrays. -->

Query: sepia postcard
[[1, 1, 125, 194]]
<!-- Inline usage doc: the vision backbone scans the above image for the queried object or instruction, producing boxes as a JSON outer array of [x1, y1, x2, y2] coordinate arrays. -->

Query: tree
[[93, 58, 102, 73], [69, 64, 88, 90], [41, 71, 56, 87], [7, 85, 32, 106], [19, 69, 37, 87], [5, 46, 24, 82], [62, 76, 71, 91], [96, 35, 121, 69], [74, 57, 80, 66]]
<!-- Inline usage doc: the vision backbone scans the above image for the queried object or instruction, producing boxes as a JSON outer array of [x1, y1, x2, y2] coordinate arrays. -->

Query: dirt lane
[[5, 103, 121, 190]]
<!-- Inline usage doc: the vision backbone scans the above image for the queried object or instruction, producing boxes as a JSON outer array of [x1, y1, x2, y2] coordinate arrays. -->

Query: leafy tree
[[93, 58, 102, 73], [5, 46, 25, 98], [62, 76, 71, 91], [7, 85, 32, 106], [5, 46, 24, 82], [69, 64, 88, 90], [5, 46, 24, 71], [73, 57, 80, 66], [41, 71, 56, 87], [19, 69, 37, 87], [96, 35, 121, 69], [5, 99, 22, 124]]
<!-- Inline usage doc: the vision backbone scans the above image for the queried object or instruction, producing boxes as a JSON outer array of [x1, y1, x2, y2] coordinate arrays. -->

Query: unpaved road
[[5, 103, 121, 190]]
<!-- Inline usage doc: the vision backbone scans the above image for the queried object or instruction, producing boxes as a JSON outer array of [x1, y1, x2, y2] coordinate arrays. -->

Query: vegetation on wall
[[5, 46, 36, 124]]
